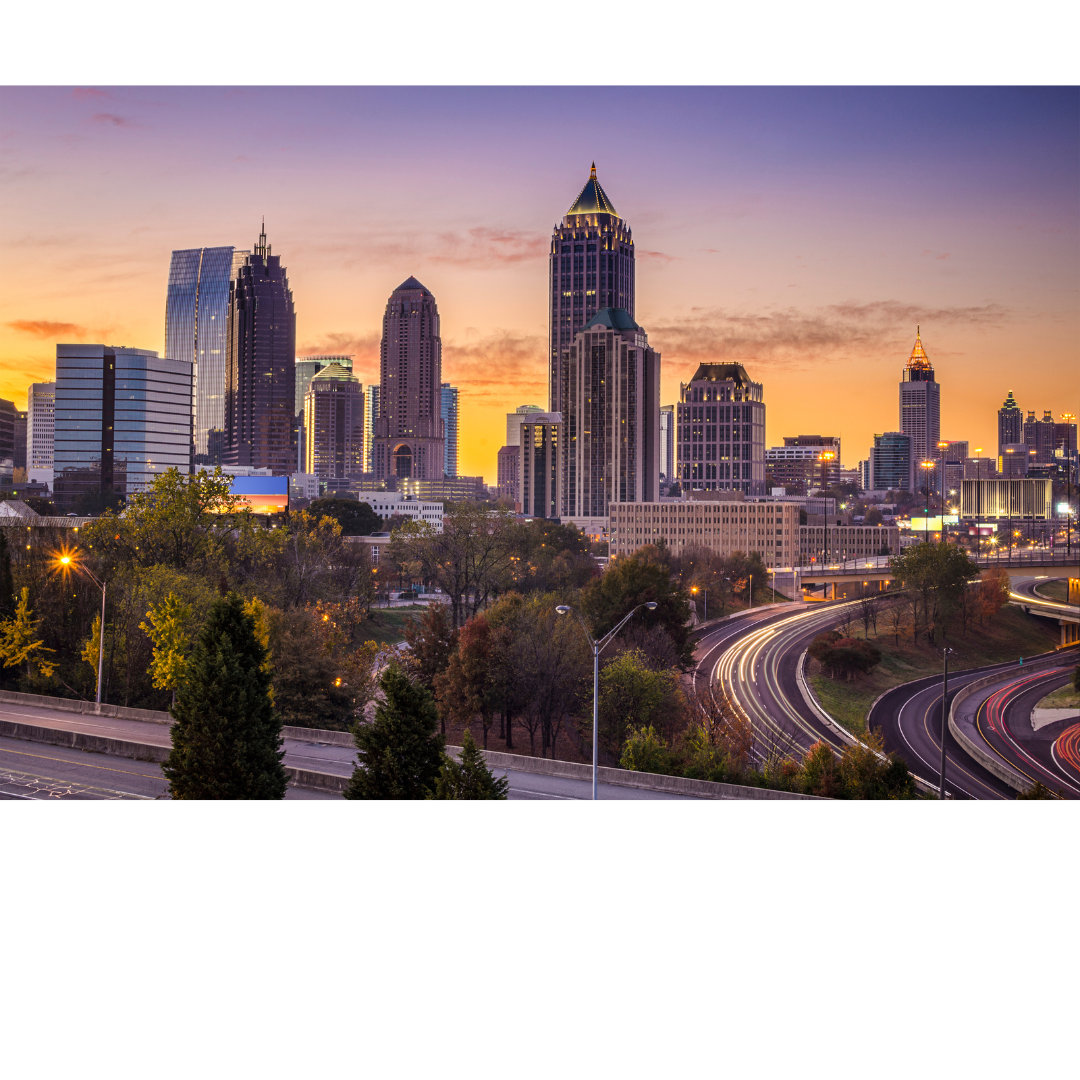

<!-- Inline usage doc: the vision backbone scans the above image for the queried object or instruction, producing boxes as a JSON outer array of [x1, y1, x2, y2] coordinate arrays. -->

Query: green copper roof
[[567, 163, 619, 217], [584, 308, 641, 332], [310, 362, 358, 383], [689, 363, 754, 386]]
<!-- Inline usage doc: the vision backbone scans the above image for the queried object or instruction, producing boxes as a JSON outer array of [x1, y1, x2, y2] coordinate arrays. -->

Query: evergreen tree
[[163, 591, 288, 800], [431, 730, 509, 799], [344, 663, 445, 799], [0, 529, 14, 617]]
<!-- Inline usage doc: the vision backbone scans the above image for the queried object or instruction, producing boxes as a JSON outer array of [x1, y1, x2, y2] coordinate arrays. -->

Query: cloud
[[72, 88, 109, 100], [429, 227, 547, 268], [638, 250, 676, 265], [443, 329, 547, 403], [5, 319, 88, 339], [91, 112, 134, 127], [297, 332, 381, 381]]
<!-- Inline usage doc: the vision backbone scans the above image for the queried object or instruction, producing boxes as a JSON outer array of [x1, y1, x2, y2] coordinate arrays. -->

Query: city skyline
[[1, 86, 1077, 482]]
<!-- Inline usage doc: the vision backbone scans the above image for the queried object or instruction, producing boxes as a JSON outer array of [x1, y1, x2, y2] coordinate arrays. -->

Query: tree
[[344, 664, 445, 799], [434, 614, 499, 749], [801, 741, 842, 798], [402, 602, 458, 699], [1016, 780, 1058, 800], [598, 649, 685, 759], [809, 630, 882, 680], [886, 602, 908, 646], [431, 730, 508, 799], [139, 592, 192, 701], [838, 730, 914, 799], [864, 507, 884, 526], [307, 497, 382, 536], [978, 568, 1010, 624], [163, 591, 288, 800], [0, 529, 14, 617], [620, 726, 671, 774], [0, 588, 57, 683], [685, 680, 753, 777], [890, 542, 980, 643]]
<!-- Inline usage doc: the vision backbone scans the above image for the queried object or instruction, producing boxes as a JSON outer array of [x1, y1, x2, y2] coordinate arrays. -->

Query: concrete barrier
[[446, 745, 821, 800], [281, 725, 354, 747], [0, 689, 171, 725]]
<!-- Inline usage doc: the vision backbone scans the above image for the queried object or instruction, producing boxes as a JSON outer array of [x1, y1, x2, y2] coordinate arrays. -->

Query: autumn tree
[[0, 588, 57, 686], [597, 649, 685, 760], [978, 568, 1010, 624], [433, 614, 500, 749], [402, 602, 458, 700], [308, 497, 382, 536], [139, 593, 192, 703]]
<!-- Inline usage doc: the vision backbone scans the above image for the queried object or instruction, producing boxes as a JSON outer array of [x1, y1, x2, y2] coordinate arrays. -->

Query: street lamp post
[[691, 585, 707, 623], [556, 601, 658, 800], [55, 551, 107, 708], [939, 646, 954, 801]]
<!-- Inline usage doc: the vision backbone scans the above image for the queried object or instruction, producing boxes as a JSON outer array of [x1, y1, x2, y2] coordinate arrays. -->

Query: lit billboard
[[229, 475, 289, 515]]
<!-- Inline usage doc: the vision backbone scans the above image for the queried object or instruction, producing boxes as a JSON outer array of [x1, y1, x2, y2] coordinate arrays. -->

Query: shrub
[[620, 725, 672, 774]]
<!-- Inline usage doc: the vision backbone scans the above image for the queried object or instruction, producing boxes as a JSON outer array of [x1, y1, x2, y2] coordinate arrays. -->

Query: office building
[[53, 344, 192, 510], [520, 412, 562, 519], [997, 390, 1022, 456], [963, 455, 996, 480], [765, 437, 841, 495], [27, 382, 55, 470], [165, 245, 247, 465], [441, 384, 459, 478], [800, 523, 900, 564], [867, 431, 911, 493], [960, 478, 1053, 521], [549, 165, 635, 414], [998, 444, 1029, 478], [13, 410, 26, 471], [497, 444, 520, 504], [676, 363, 765, 496], [1023, 409, 1058, 465], [303, 362, 365, 481], [399, 476, 485, 501], [352, 491, 444, 530], [858, 459, 871, 491], [899, 327, 940, 491], [0, 399, 15, 480], [609, 491, 799, 568], [659, 405, 675, 482], [295, 355, 354, 471], [564, 308, 659, 529], [365, 385, 380, 472], [506, 404, 545, 447], [371, 277, 445, 482], [224, 225, 296, 473]]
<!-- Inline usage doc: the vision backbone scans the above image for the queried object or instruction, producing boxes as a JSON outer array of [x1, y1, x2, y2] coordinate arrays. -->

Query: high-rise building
[[165, 246, 247, 465], [998, 444, 1029, 478], [372, 277, 445, 482], [660, 405, 675, 481], [676, 363, 765, 496], [224, 225, 296, 474], [520, 412, 562, 519], [364, 385, 379, 473], [564, 309, 659, 525], [942, 439, 969, 501], [441, 383, 459, 478], [549, 165, 635, 415], [765, 437, 841, 494], [899, 327, 941, 489], [0, 399, 15, 480], [997, 390, 1022, 456], [506, 404, 545, 447], [53, 344, 192, 510], [27, 382, 55, 471], [303, 362, 365, 481], [295, 355, 354, 471], [858, 459, 871, 491], [1023, 409, 1057, 465], [869, 431, 911, 492], [496, 444, 520, 505], [13, 410, 26, 471]]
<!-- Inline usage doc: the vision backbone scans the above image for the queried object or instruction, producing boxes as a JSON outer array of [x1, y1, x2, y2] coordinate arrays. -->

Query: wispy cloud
[[6, 319, 88, 339], [638, 250, 676, 265], [429, 227, 547, 268], [443, 329, 546, 403], [72, 88, 109, 100], [91, 112, 135, 128]]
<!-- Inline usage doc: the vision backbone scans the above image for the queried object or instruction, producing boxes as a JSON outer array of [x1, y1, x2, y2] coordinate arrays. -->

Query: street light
[[53, 548, 106, 708], [555, 600, 658, 800], [939, 646, 954, 801], [690, 585, 707, 622]]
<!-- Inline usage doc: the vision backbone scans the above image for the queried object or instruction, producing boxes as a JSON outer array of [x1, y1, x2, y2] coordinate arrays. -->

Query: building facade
[[352, 491, 443, 531], [519, 413, 562, 519], [899, 328, 941, 490], [496, 444, 520, 504], [0, 399, 15, 480], [27, 382, 55, 470], [660, 404, 675, 482], [676, 363, 765, 496], [365, 385, 380, 473], [295, 355, 353, 471], [441, 383, 459, 478], [609, 492, 799, 568], [13, 410, 26, 471], [399, 476, 486, 501], [53, 344, 192, 510], [165, 245, 246, 465], [549, 165, 635, 415], [563, 308, 660, 527], [998, 444, 1029, 478], [765, 438, 841, 495], [868, 431, 911, 492], [799, 524, 900, 564], [960, 478, 1053, 521], [303, 363, 365, 481], [1023, 409, 1058, 465], [372, 277, 445, 482], [997, 390, 1022, 456], [224, 226, 296, 474], [506, 404, 545, 447]]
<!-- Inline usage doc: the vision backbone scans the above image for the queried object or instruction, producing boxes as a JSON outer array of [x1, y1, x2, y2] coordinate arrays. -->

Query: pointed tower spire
[[256, 219, 267, 258], [590, 161, 597, 178]]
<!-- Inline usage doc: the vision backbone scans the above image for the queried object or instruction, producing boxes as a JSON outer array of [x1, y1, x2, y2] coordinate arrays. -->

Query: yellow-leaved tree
[[0, 588, 57, 681], [139, 592, 193, 703]]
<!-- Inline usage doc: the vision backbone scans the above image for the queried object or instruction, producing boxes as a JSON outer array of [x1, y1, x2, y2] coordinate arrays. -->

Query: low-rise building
[[352, 490, 443, 531], [798, 523, 900, 565]]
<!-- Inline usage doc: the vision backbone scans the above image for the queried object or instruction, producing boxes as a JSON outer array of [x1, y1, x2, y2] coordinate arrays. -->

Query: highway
[[1009, 574, 1078, 616]]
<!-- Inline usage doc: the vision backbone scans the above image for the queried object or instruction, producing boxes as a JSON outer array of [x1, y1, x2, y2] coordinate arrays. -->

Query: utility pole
[[939, 647, 953, 801]]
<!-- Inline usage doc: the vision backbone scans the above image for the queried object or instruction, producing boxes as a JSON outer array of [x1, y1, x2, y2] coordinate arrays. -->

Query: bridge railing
[[794, 551, 1078, 577]]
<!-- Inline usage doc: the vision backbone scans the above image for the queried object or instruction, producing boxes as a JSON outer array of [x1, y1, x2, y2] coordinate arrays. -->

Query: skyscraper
[[371, 277, 445, 482], [997, 390, 1022, 456], [520, 412, 562, 519], [13, 410, 26, 471], [225, 225, 296, 474], [506, 404, 545, 447], [303, 362, 365, 481], [549, 165, 635, 415], [676, 363, 766, 496], [27, 382, 55, 480], [660, 405, 675, 481], [295, 355, 353, 471], [1023, 409, 1057, 464], [364, 385, 379, 473], [869, 431, 912, 492], [899, 327, 941, 489], [53, 344, 192, 511], [564, 308, 659, 523], [441, 383, 459, 478], [165, 246, 246, 465], [0, 399, 15, 480]]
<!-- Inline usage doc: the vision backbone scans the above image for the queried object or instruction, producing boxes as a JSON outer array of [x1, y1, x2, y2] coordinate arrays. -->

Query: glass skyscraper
[[441, 383, 459, 478], [295, 355, 354, 472], [364, 385, 379, 473], [165, 246, 246, 465]]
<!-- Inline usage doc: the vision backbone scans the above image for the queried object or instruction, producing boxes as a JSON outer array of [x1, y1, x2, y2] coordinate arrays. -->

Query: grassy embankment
[[1036, 682, 1080, 710], [1034, 579, 1072, 604], [809, 604, 1063, 735], [363, 604, 429, 646]]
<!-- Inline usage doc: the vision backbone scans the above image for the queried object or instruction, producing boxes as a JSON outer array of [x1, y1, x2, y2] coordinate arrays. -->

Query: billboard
[[906, 514, 958, 533], [229, 475, 288, 515]]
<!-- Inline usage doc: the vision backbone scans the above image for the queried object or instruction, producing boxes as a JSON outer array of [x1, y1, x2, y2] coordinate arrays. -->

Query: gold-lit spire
[[907, 326, 931, 370], [590, 161, 596, 178], [567, 163, 618, 217]]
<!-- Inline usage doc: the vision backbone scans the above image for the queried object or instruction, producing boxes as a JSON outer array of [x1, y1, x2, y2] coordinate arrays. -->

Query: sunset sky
[[1, 86, 1076, 481]]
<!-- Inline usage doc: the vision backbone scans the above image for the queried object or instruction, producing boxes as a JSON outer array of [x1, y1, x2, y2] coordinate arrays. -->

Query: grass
[[361, 604, 428, 646], [1036, 682, 1080, 710], [1033, 579, 1072, 604], [808, 603, 1064, 735]]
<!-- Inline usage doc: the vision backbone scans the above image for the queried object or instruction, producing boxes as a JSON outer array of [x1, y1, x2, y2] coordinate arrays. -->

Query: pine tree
[[432, 729, 509, 800], [344, 663, 445, 799], [163, 591, 288, 800]]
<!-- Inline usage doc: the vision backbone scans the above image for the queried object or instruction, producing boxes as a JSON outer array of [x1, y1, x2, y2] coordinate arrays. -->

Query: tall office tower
[[53, 344, 192, 510], [364, 385, 379, 473], [858, 459, 871, 491], [441, 383, 459, 478], [295, 355, 354, 471], [1023, 409, 1057, 464], [997, 390, 1022, 456], [303, 362, 365, 480], [0, 399, 15, 479], [998, 443, 1029, 478], [225, 225, 297, 473], [869, 432, 912, 492], [520, 412, 562, 519], [371, 277, 445, 482], [676, 363, 765, 496], [497, 444, 520, 504], [1055, 412, 1078, 482], [942, 439, 969, 499], [165, 246, 246, 466], [783, 435, 842, 491], [506, 404, 545, 447], [563, 309, 659, 524], [899, 327, 941, 489], [549, 165, 635, 415], [660, 405, 675, 481], [13, 410, 26, 471], [27, 382, 55, 469]]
